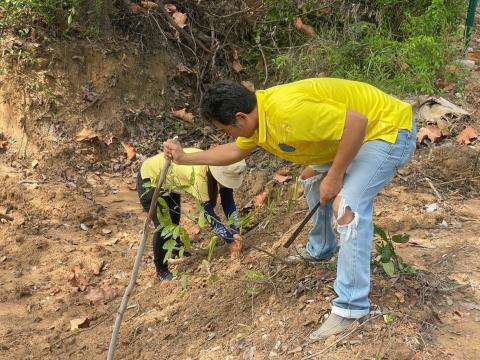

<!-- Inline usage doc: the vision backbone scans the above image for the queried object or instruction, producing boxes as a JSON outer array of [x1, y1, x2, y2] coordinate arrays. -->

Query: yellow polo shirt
[[140, 148, 210, 202], [236, 78, 413, 165]]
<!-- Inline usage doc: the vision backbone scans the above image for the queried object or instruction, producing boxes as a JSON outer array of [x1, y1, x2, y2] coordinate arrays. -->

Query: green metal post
[[465, 0, 479, 51]]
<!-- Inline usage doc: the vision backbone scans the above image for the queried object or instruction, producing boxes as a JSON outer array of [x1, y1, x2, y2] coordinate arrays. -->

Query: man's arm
[[319, 109, 367, 206], [163, 140, 253, 166]]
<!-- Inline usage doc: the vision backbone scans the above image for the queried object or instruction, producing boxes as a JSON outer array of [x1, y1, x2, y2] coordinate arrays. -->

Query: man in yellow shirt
[[163, 78, 416, 338]]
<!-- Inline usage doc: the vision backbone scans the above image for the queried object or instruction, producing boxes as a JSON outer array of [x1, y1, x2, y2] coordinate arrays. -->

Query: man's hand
[[319, 172, 344, 207], [163, 138, 186, 164], [229, 234, 244, 259]]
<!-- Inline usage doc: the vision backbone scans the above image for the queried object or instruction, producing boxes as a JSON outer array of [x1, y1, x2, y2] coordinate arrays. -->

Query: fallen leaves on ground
[[185, 223, 201, 240], [456, 127, 478, 145], [241, 81, 255, 92], [467, 52, 479, 61], [254, 191, 267, 207], [176, 63, 194, 74], [85, 287, 120, 305], [164, 3, 176, 12], [172, 108, 194, 122], [232, 49, 244, 73], [129, 2, 143, 14], [436, 79, 455, 91], [70, 317, 90, 331], [91, 260, 104, 275], [76, 128, 100, 142], [68, 266, 88, 291], [416, 125, 442, 144], [172, 11, 187, 28], [76, 128, 113, 146], [294, 18, 316, 38], [274, 174, 292, 183], [141, 1, 158, 9], [122, 142, 137, 160]]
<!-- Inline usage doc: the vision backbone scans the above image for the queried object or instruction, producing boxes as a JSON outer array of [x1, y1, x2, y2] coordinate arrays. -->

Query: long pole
[[107, 158, 172, 360], [465, 0, 478, 51]]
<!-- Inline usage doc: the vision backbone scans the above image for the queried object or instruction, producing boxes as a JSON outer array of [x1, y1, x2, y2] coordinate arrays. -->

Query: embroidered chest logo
[[278, 143, 296, 152]]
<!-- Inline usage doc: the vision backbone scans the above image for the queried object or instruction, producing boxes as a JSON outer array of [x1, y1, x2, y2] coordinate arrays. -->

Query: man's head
[[201, 80, 258, 138]]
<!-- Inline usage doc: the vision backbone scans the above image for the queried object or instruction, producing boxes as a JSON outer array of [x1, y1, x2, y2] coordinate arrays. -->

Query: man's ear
[[235, 112, 248, 126]]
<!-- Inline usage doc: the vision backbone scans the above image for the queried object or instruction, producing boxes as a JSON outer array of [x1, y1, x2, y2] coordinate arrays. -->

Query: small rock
[[0, 256, 6, 262], [456, 59, 476, 69], [268, 351, 278, 358], [439, 220, 448, 228], [31, 160, 39, 168], [425, 203, 438, 213], [445, 296, 453, 306], [102, 228, 112, 235], [207, 332, 216, 341], [80, 223, 89, 231]]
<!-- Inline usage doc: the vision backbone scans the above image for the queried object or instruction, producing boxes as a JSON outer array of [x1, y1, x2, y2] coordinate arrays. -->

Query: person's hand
[[163, 138, 185, 164], [319, 172, 344, 207], [229, 234, 243, 259]]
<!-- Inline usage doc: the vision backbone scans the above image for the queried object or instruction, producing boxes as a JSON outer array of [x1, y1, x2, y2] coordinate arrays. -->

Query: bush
[[245, 0, 467, 95]]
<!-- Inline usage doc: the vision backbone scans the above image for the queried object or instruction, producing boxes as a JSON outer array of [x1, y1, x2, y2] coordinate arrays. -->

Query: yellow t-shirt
[[236, 78, 413, 165], [140, 148, 210, 202]]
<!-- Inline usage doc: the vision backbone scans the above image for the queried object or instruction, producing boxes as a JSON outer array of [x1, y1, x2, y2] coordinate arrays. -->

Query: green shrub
[[246, 0, 467, 95]]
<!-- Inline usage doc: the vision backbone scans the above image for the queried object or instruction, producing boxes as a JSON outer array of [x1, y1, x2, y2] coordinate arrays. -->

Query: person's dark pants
[[136, 173, 181, 271]]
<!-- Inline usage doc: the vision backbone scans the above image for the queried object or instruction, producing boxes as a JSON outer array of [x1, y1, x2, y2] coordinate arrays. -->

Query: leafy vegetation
[[374, 224, 414, 276], [246, 0, 467, 95]]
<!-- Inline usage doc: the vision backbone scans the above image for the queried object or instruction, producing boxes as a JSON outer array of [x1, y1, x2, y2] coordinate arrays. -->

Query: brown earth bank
[[1, 10, 480, 360]]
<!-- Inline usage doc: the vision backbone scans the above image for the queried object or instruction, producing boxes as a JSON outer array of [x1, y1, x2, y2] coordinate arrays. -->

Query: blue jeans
[[301, 123, 416, 318]]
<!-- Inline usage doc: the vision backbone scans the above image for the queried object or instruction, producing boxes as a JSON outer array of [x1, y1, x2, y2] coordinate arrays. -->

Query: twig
[[434, 283, 470, 293], [258, 43, 268, 86], [301, 315, 380, 360], [107, 157, 172, 360], [431, 175, 480, 186], [425, 177, 443, 202], [156, 0, 211, 53]]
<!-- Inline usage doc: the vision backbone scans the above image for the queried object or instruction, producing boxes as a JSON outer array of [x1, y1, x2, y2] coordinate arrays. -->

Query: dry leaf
[[164, 3, 177, 13], [85, 287, 120, 305], [102, 132, 114, 146], [141, 1, 158, 10], [185, 223, 201, 238], [254, 191, 267, 207], [274, 173, 292, 183], [232, 60, 244, 73], [70, 317, 90, 331], [444, 64, 458, 74], [436, 118, 450, 136], [436, 79, 455, 91], [0, 140, 7, 150], [76, 128, 100, 142], [276, 167, 291, 176], [294, 18, 316, 38], [241, 81, 255, 92], [129, 3, 143, 14], [172, 11, 187, 28], [172, 108, 194, 122], [416, 125, 442, 144], [92, 260, 104, 275], [467, 52, 479, 61], [176, 63, 193, 74], [456, 127, 478, 145], [122, 142, 137, 160], [68, 266, 88, 291], [413, 352, 421, 360]]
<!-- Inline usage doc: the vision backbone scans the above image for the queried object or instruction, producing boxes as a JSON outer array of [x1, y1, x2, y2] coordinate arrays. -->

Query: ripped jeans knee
[[334, 196, 358, 244]]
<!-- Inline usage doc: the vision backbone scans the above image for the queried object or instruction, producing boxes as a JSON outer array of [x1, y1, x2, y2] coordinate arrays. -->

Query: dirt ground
[[1, 14, 480, 360]]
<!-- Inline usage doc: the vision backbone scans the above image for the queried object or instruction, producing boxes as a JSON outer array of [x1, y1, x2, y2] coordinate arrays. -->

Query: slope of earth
[[1, 13, 480, 360]]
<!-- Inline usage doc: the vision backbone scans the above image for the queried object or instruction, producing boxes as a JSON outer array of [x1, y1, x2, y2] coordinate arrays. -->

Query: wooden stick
[[425, 177, 443, 202], [107, 158, 172, 360]]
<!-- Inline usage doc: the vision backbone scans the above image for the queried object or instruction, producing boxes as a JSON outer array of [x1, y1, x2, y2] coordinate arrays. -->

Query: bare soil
[[1, 17, 480, 360]]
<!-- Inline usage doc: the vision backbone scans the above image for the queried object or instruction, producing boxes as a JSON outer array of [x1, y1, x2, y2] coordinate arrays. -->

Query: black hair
[[201, 80, 257, 125]]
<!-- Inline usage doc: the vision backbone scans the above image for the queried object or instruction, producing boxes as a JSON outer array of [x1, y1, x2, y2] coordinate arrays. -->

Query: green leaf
[[381, 244, 394, 262], [172, 225, 180, 239], [392, 234, 410, 243], [178, 246, 185, 258], [181, 274, 189, 290], [162, 239, 177, 263], [382, 261, 395, 277], [374, 224, 388, 241], [207, 272, 219, 286], [180, 229, 191, 250], [198, 211, 206, 228], [245, 270, 266, 281], [383, 313, 394, 325], [207, 236, 218, 263]]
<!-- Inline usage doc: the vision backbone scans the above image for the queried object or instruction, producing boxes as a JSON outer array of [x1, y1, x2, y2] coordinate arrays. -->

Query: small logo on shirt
[[278, 143, 296, 152]]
